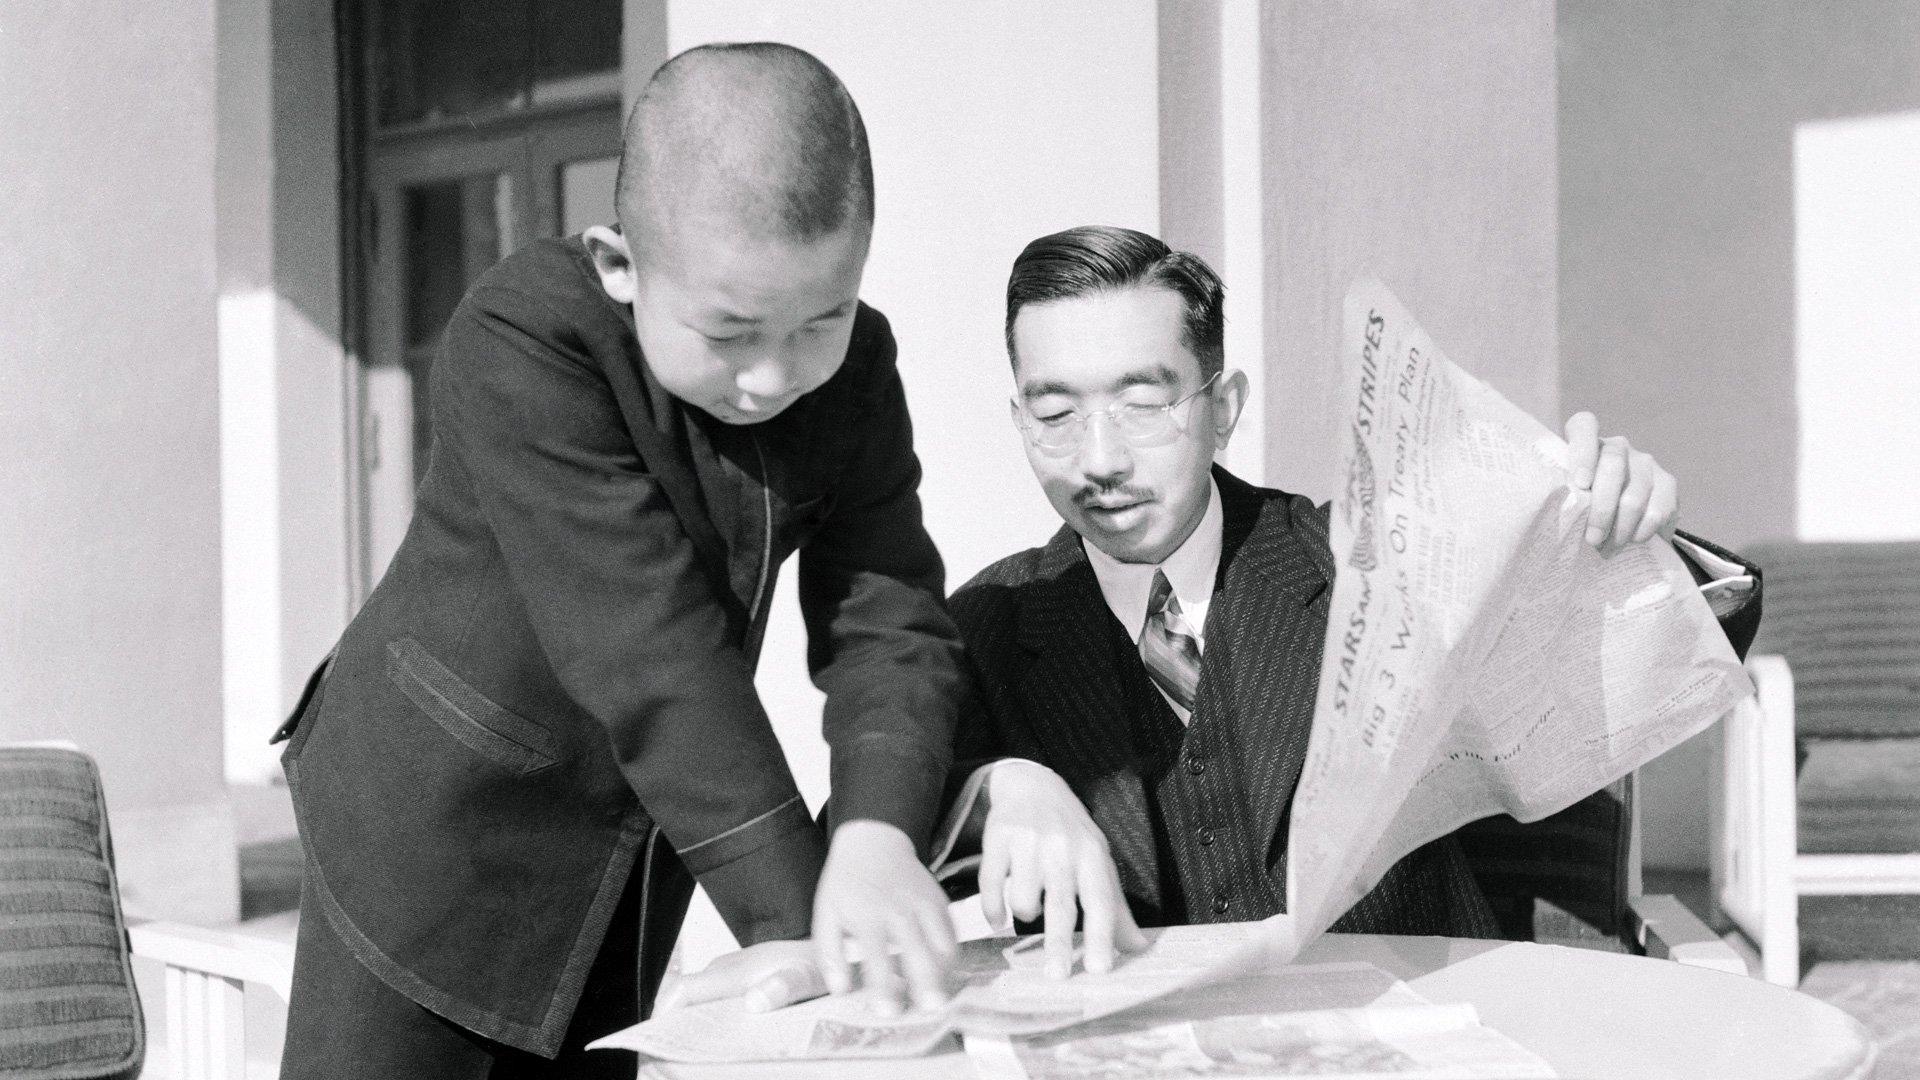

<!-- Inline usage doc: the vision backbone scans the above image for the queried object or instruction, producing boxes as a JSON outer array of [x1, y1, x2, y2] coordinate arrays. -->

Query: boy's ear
[[583, 225, 638, 305]]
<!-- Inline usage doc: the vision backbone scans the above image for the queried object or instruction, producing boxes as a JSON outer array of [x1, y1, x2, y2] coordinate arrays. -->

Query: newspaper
[[588, 279, 1754, 1065], [1282, 278, 1754, 938], [965, 928, 1553, 1079], [593, 925, 1551, 1076], [589, 924, 1245, 1062]]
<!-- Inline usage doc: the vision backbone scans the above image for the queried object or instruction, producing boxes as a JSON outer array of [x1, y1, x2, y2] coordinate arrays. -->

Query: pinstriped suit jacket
[[950, 467, 1499, 936]]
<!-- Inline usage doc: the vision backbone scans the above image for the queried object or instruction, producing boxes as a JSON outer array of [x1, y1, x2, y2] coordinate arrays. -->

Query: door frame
[[338, 0, 620, 602]]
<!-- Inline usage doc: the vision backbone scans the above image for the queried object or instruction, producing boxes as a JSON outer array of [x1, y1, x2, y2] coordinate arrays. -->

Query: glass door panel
[[364, 162, 515, 585], [403, 173, 514, 473], [355, 103, 619, 594]]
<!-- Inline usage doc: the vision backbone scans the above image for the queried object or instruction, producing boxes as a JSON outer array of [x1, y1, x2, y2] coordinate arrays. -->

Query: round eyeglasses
[[1013, 372, 1220, 457]]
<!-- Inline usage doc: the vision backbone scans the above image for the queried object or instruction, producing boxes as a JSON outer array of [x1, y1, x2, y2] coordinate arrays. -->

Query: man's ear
[[1211, 368, 1250, 447], [583, 225, 638, 305]]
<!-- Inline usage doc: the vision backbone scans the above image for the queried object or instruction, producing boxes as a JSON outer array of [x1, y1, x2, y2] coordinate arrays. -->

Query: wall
[[1159, 0, 1270, 486], [1794, 111, 1920, 542], [1560, 0, 1920, 867], [1261, 0, 1561, 500], [657, 0, 1162, 965], [0, 1, 237, 921], [217, 0, 351, 785]]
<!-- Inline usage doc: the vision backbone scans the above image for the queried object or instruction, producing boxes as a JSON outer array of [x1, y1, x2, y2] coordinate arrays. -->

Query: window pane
[[376, 0, 531, 127], [403, 172, 511, 483], [533, 0, 622, 103]]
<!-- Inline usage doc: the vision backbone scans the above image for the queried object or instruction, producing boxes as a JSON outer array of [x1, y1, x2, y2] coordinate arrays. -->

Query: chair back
[[1455, 777, 1635, 943], [1743, 540, 1920, 739], [0, 746, 144, 1080]]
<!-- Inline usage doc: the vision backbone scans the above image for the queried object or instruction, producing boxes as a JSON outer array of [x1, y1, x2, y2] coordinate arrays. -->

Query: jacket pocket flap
[[386, 638, 558, 775]]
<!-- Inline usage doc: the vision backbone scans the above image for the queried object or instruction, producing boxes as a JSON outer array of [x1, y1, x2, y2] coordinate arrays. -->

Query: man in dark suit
[[935, 225, 1761, 981], [276, 45, 966, 1077]]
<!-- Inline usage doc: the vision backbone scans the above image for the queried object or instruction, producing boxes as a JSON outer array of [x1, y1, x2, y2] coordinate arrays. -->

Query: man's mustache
[[1074, 485, 1155, 509]]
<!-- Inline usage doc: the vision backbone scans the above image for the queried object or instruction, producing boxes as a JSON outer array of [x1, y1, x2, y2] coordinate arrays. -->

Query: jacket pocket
[[385, 638, 559, 775]]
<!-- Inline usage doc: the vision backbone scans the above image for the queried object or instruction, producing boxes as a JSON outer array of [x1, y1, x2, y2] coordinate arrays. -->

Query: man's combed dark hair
[[1004, 225, 1226, 377]]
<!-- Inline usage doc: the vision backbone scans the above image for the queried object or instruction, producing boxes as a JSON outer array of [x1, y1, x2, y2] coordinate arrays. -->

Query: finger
[[854, 921, 905, 1018], [743, 963, 827, 1013], [1116, 899, 1150, 954], [1564, 411, 1600, 490], [889, 911, 950, 1013], [978, 832, 1011, 929], [1637, 471, 1678, 544], [664, 956, 756, 1011], [1006, 838, 1044, 923], [1076, 852, 1117, 976], [1043, 864, 1078, 981], [916, 896, 959, 963], [1585, 437, 1629, 547], [1610, 453, 1655, 549], [813, 907, 852, 997]]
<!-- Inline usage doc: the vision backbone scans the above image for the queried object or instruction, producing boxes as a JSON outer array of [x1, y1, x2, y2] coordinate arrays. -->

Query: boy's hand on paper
[[1564, 411, 1679, 552], [813, 819, 958, 1017], [654, 939, 824, 1015], [978, 759, 1148, 981]]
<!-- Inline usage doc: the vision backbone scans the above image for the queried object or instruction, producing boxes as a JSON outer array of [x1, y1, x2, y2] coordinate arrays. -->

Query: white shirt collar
[[1082, 479, 1224, 649]]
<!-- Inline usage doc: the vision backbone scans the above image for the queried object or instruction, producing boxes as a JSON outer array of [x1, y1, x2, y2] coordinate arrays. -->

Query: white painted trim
[[219, 290, 284, 785], [1713, 655, 1802, 985], [1796, 854, 1920, 895], [362, 364, 416, 589], [1217, 0, 1265, 486]]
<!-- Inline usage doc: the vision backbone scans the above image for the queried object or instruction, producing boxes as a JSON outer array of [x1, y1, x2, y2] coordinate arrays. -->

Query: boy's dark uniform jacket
[[277, 237, 964, 1056], [947, 467, 1760, 936]]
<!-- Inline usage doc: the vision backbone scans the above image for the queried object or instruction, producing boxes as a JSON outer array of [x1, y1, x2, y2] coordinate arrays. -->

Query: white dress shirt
[[1082, 479, 1224, 722]]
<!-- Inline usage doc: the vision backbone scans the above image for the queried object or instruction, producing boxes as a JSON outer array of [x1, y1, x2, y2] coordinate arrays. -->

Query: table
[[641, 933, 1875, 1079]]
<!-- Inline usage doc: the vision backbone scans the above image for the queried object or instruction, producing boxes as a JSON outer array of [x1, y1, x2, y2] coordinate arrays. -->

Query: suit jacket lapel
[[1012, 527, 1163, 901], [1207, 468, 1334, 874]]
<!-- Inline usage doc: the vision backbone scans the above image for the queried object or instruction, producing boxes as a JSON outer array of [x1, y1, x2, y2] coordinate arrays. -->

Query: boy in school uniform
[[277, 43, 964, 1078]]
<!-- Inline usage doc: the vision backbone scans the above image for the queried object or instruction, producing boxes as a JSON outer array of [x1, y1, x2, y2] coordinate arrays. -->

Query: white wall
[[1795, 110, 1920, 542], [0, 0, 238, 922], [1560, 0, 1920, 869], [1260, 1, 1561, 500], [659, 0, 1162, 967]]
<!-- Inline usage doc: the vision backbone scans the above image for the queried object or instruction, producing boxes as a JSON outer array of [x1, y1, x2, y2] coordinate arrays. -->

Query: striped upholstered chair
[[0, 744, 293, 1080], [1713, 540, 1920, 984], [0, 745, 145, 1080]]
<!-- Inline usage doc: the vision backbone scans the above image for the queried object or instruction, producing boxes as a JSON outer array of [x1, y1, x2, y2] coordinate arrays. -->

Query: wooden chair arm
[[128, 920, 294, 1000], [1711, 652, 1803, 984], [1628, 894, 1749, 975], [128, 920, 294, 1080]]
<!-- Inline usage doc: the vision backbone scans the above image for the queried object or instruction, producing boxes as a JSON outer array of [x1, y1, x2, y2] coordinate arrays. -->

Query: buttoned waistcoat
[[949, 468, 1498, 937]]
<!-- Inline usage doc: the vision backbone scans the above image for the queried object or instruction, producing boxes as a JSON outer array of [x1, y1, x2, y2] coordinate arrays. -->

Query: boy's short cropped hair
[[616, 42, 875, 255]]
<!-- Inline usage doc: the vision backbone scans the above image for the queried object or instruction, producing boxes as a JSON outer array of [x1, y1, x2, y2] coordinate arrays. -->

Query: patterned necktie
[[1140, 569, 1203, 713]]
